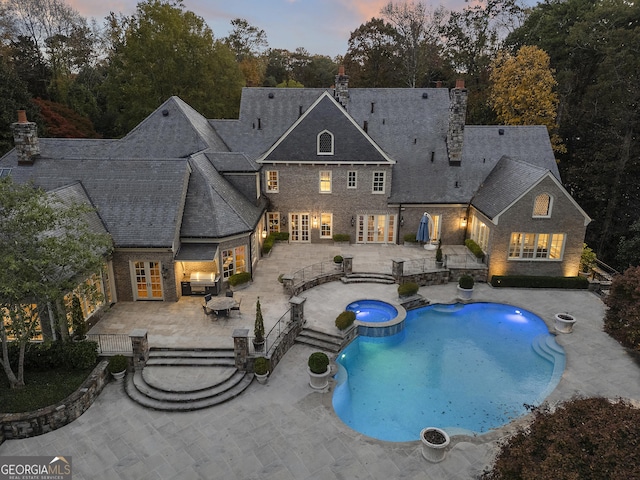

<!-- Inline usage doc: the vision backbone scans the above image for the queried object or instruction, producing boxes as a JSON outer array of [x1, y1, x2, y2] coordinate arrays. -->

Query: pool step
[[341, 273, 396, 285], [296, 327, 343, 353], [532, 334, 565, 363]]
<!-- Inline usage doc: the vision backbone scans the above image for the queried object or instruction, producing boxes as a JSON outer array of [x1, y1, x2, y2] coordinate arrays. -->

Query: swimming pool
[[346, 300, 398, 323], [332, 302, 565, 442]]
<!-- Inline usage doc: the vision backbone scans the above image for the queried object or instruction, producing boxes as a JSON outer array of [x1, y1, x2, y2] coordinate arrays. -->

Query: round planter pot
[[308, 367, 331, 390], [457, 285, 473, 301], [255, 372, 269, 385], [253, 340, 265, 352], [111, 370, 126, 383], [554, 313, 576, 334], [420, 427, 450, 463], [435, 261, 444, 269]]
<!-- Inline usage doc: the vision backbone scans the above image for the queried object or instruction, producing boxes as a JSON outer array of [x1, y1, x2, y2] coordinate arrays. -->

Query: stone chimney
[[334, 65, 349, 109], [12, 110, 40, 165], [446, 79, 468, 166]]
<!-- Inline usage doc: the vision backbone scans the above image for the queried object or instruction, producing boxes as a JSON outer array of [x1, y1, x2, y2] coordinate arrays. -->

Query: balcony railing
[[87, 333, 132, 355]]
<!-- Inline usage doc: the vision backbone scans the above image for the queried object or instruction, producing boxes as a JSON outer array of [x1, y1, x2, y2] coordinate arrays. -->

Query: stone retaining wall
[[0, 360, 109, 443]]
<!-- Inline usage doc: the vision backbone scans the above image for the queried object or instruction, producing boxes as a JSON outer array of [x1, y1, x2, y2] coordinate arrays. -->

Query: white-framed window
[[470, 216, 489, 252], [508, 233, 565, 260], [267, 212, 280, 233], [320, 213, 332, 238], [266, 170, 279, 193], [317, 130, 334, 155], [222, 246, 246, 279], [319, 170, 332, 193], [533, 193, 552, 217], [348, 171, 357, 189], [372, 171, 385, 193]]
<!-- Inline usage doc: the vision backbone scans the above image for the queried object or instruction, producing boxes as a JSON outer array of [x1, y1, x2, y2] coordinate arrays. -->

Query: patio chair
[[231, 297, 242, 313], [225, 290, 234, 298], [203, 293, 214, 316]]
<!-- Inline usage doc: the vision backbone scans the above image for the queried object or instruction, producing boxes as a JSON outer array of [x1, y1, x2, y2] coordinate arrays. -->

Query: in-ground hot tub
[[346, 299, 406, 337]]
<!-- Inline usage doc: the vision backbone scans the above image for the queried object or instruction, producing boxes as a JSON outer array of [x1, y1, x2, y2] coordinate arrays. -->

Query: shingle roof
[[471, 156, 549, 219], [180, 153, 265, 238], [49, 182, 109, 238]]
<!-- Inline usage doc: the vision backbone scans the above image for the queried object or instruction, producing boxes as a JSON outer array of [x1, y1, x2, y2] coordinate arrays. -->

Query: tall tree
[[0, 178, 112, 388], [224, 18, 269, 87], [102, 0, 244, 135], [489, 45, 564, 153]]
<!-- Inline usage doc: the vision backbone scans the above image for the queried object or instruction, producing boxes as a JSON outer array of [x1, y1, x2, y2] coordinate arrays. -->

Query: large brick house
[[1, 69, 590, 333]]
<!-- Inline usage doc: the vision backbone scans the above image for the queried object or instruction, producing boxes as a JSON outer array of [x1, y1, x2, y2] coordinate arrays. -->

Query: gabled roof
[[257, 92, 393, 164], [472, 156, 591, 225], [49, 182, 109, 238], [180, 153, 265, 239], [109, 96, 229, 158]]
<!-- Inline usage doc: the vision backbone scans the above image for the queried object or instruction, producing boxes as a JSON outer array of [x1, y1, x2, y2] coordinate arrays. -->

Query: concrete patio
[[2, 243, 640, 479]]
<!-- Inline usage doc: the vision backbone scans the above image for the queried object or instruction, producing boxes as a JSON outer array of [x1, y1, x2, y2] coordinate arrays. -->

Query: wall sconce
[[262, 228, 267, 239], [312, 215, 318, 228], [400, 216, 404, 227], [460, 217, 468, 228], [281, 214, 287, 226], [351, 216, 355, 227]]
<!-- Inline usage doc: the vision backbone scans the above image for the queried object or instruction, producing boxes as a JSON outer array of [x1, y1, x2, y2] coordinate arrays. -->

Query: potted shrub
[[419, 427, 450, 462], [398, 282, 419, 298], [108, 354, 128, 382], [435, 242, 444, 268], [333, 255, 343, 264], [457, 275, 474, 300], [253, 297, 265, 352], [307, 351, 331, 390], [554, 313, 577, 333], [253, 356, 269, 384], [335, 310, 356, 331]]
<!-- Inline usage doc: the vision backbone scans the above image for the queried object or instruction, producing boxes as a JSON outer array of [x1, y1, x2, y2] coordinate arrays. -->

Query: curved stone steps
[[142, 365, 237, 393], [125, 368, 254, 411], [340, 273, 396, 285]]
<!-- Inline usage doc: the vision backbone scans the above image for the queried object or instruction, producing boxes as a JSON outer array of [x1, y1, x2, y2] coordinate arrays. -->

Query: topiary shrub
[[398, 282, 419, 297], [70, 295, 87, 339], [465, 238, 484, 259], [333, 255, 343, 263], [253, 357, 269, 375], [228, 271, 251, 286], [480, 397, 640, 479], [107, 354, 128, 374], [580, 243, 597, 273], [458, 275, 474, 289], [435, 242, 443, 263], [604, 265, 640, 350], [333, 233, 350, 242], [335, 310, 356, 330], [308, 352, 329, 374]]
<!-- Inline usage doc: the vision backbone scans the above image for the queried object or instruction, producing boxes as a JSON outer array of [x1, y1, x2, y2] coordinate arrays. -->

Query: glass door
[[289, 213, 310, 242], [356, 214, 397, 244], [132, 261, 163, 300]]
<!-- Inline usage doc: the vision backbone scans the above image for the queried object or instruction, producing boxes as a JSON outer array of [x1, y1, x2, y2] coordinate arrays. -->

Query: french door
[[289, 213, 310, 242], [356, 214, 397, 244], [132, 261, 163, 300]]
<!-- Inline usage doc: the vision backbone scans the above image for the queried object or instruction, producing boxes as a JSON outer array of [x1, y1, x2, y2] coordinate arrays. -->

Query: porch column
[[129, 329, 149, 370], [232, 328, 250, 371], [281, 274, 294, 295], [392, 258, 405, 280]]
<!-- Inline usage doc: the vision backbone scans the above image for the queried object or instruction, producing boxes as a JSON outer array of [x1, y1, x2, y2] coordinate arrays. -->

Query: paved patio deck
[[2, 243, 640, 479]]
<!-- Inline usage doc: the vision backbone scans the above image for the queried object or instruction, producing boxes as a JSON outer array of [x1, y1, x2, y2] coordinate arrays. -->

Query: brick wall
[[112, 250, 177, 302]]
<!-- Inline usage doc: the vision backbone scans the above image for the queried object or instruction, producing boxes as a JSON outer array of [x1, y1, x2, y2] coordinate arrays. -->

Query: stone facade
[[446, 80, 468, 166], [11, 111, 40, 165], [0, 361, 109, 442], [112, 250, 177, 302]]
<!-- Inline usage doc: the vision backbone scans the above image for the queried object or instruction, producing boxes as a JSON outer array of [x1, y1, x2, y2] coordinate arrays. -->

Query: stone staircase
[[295, 327, 344, 353], [124, 347, 253, 411], [340, 273, 396, 285]]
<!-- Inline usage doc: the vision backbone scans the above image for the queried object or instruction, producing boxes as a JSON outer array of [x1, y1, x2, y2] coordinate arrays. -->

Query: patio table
[[206, 297, 237, 316]]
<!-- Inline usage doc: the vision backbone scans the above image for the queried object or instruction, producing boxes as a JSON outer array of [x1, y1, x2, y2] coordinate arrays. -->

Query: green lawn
[[0, 367, 94, 413]]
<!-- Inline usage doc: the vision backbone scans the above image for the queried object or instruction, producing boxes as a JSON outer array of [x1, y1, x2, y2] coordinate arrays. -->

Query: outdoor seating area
[[203, 292, 241, 317]]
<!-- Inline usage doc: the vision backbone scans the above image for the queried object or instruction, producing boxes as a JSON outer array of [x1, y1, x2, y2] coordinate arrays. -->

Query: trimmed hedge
[[465, 238, 484, 258], [459, 274, 474, 289], [275, 232, 289, 241], [403, 233, 417, 243], [253, 357, 269, 375], [8, 340, 98, 371], [228, 271, 251, 286], [332, 233, 350, 242], [398, 282, 419, 297], [491, 275, 589, 289], [308, 352, 329, 374], [335, 311, 356, 330]]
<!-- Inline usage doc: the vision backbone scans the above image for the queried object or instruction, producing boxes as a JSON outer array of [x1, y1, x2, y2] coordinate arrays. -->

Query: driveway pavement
[[2, 244, 640, 479]]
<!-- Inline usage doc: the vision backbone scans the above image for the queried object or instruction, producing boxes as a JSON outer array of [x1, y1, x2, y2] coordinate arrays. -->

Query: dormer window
[[533, 193, 552, 217], [317, 130, 334, 155]]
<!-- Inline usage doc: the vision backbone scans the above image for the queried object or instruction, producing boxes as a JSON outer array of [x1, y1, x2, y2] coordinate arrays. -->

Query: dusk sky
[[68, 0, 526, 58]]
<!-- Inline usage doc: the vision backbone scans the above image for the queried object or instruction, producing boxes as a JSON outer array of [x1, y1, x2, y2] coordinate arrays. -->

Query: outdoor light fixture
[[281, 214, 287, 226], [262, 228, 267, 239], [351, 216, 355, 227], [313, 215, 318, 228], [460, 217, 468, 228], [400, 216, 404, 226]]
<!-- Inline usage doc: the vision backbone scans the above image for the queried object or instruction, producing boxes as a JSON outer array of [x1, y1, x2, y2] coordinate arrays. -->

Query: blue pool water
[[346, 300, 398, 323], [332, 302, 565, 442]]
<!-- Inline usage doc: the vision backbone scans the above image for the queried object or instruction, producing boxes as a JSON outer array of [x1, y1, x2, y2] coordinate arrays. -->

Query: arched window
[[317, 130, 334, 155], [533, 193, 552, 217]]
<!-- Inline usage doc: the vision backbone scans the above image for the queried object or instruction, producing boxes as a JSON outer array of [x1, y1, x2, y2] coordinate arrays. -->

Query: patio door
[[132, 261, 163, 300], [356, 214, 397, 244], [289, 213, 310, 242]]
